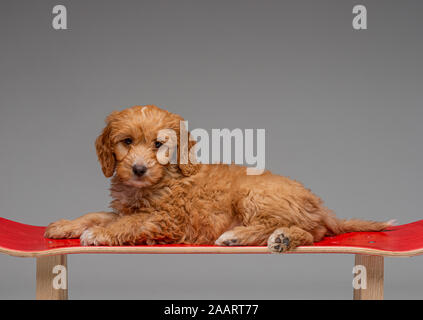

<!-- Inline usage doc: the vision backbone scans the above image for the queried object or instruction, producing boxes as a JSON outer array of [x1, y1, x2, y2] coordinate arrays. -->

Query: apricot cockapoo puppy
[[44, 105, 392, 252]]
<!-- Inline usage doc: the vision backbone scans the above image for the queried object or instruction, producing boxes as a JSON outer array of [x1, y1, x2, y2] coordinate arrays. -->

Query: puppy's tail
[[323, 214, 396, 235]]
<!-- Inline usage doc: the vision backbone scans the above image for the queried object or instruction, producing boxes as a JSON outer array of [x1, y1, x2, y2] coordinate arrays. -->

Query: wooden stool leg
[[36, 255, 68, 300], [353, 254, 384, 300]]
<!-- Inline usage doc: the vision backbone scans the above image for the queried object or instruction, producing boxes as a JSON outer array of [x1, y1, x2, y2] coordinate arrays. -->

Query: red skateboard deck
[[1, 217, 423, 257]]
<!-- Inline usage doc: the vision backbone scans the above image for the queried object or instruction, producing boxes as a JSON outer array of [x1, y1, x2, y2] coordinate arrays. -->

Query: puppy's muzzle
[[132, 164, 147, 177]]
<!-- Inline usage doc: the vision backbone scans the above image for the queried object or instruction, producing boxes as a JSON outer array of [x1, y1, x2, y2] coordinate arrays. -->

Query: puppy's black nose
[[132, 165, 147, 177]]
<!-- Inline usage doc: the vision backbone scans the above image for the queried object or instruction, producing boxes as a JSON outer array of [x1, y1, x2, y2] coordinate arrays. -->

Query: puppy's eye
[[123, 138, 133, 145], [154, 141, 163, 148]]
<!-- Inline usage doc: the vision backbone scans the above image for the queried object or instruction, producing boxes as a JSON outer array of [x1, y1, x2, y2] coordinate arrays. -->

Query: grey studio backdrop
[[0, 0, 422, 299]]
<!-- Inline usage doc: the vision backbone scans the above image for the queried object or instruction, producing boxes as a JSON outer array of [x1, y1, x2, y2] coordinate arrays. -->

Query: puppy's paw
[[215, 231, 240, 246], [44, 219, 82, 239], [267, 230, 291, 253], [80, 227, 114, 246]]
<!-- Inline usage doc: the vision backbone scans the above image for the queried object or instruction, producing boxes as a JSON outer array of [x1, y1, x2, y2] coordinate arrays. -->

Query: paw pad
[[268, 232, 291, 253], [215, 231, 240, 246], [223, 239, 239, 246]]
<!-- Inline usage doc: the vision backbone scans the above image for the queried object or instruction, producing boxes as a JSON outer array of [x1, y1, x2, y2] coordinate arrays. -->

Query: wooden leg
[[36, 255, 68, 300], [353, 254, 384, 300]]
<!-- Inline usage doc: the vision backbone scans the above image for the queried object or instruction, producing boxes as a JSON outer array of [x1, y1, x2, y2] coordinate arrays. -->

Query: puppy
[[45, 105, 392, 252]]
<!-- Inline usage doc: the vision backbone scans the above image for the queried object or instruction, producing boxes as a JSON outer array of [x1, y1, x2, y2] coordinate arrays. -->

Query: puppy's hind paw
[[215, 231, 240, 246], [267, 230, 291, 253]]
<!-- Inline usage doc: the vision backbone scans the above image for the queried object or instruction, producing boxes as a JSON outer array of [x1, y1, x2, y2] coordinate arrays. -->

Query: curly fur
[[45, 105, 393, 252]]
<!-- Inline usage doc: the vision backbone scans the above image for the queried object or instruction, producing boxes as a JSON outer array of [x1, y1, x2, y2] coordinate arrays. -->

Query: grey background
[[0, 0, 422, 299]]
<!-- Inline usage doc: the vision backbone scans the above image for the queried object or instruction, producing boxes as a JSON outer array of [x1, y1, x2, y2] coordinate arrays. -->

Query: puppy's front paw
[[267, 230, 291, 253], [44, 219, 81, 239], [80, 227, 114, 246], [215, 231, 240, 246]]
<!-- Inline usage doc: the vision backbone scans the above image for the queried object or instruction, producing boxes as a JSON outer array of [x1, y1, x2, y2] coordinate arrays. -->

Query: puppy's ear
[[95, 114, 117, 178], [178, 137, 200, 177], [165, 114, 200, 177]]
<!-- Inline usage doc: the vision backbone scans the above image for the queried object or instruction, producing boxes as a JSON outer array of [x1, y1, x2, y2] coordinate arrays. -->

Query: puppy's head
[[95, 105, 198, 188]]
